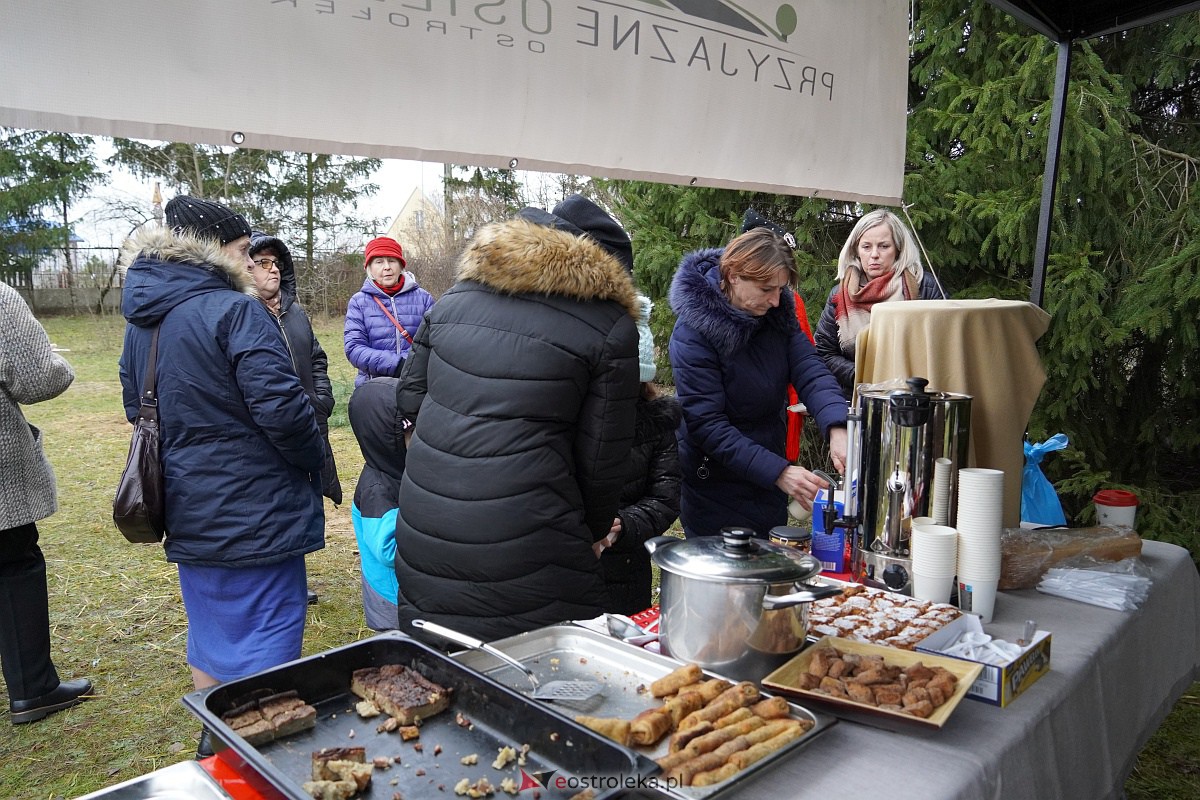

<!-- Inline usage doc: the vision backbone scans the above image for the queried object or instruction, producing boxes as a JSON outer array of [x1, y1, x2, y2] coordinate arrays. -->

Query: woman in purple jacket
[[669, 227, 849, 539], [344, 236, 435, 387]]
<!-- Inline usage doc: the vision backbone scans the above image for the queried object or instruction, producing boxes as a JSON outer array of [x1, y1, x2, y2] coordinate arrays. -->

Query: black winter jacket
[[813, 271, 945, 399], [395, 218, 641, 641], [249, 232, 342, 504], [601, 394, 681, 615]]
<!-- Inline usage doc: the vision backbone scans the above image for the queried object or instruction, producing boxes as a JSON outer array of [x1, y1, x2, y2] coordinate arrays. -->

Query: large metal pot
[[645, 528, 841, 681]]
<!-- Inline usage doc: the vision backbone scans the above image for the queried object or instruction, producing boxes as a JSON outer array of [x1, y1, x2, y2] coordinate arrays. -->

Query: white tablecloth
[[725, 539, 1200, 800]]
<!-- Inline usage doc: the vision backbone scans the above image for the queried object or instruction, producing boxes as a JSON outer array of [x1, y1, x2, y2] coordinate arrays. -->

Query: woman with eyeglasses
[[248, 231, 343, 507], [668, 226, 848, 539]]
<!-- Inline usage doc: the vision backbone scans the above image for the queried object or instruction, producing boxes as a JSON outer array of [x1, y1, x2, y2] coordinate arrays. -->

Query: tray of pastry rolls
[[452, 624, 836, 798]]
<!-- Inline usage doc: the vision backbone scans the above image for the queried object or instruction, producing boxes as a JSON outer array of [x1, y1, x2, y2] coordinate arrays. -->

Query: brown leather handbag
[[113, 325, 166, 543]]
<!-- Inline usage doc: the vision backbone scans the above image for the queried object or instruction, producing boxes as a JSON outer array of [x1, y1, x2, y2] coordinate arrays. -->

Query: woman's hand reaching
[[829, 426, 849, 475], [775, 465, 832, 511]]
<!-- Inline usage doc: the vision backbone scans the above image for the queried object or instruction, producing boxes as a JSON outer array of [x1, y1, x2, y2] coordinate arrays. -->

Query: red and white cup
[[1093, 489, 1138, 528]]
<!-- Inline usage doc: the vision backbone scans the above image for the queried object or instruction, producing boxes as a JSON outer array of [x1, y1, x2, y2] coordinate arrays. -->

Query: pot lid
[[649, 528, 823, 584]]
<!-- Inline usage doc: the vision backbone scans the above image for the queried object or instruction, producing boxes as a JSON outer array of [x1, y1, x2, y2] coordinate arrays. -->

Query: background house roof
[[988, 0, 1200, 41]]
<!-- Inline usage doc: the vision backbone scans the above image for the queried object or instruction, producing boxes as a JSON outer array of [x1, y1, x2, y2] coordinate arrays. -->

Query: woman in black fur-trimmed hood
[[248, 231, 342, 505], [395, 196, 641, 641]]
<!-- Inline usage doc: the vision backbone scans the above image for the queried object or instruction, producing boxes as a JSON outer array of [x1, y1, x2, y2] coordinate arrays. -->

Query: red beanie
[[364, 236, 406, 269]]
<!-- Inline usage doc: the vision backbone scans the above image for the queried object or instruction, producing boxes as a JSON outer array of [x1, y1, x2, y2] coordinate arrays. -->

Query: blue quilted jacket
[[344, 276, 434, 387]]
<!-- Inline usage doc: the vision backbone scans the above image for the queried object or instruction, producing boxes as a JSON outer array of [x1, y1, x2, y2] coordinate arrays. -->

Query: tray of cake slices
[[452, 624, 837, 799], [805, 583, 964, 650], [182, 631, 654, 800]]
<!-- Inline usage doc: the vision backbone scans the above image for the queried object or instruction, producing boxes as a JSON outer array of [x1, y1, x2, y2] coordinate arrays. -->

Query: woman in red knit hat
[[344, 236, 435, 387]]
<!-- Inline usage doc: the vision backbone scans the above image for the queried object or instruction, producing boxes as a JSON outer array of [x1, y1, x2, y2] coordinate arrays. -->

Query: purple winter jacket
[[344, 275, 435, 387]]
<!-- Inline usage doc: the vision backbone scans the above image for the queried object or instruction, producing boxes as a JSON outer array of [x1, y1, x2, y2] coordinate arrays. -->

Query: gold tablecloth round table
[[855, 298, 1052, 528]]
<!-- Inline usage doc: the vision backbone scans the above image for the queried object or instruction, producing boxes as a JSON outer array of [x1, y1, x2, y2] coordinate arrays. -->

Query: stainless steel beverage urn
[[850, 377, 972, 594]]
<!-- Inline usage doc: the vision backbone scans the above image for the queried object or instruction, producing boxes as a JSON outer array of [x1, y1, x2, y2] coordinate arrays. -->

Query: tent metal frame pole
[[1030, 39, 1073, 308]]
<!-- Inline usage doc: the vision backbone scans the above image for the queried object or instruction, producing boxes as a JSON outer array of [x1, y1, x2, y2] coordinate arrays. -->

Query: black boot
[[196, 726, 216, 759], [10, 678, 93, 724], [0, 525, 61, 710]]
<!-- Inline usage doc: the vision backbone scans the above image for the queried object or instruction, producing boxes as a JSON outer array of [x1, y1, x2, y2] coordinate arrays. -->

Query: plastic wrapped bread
[[999, 526, 1142, 590]]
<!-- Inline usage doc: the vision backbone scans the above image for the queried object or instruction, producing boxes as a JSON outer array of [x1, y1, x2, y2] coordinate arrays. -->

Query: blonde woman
[[814, 209, 946, 399]]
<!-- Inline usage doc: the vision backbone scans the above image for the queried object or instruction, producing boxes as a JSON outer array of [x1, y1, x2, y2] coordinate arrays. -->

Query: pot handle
[[645, 535, 676, 555], [762, 582, 843, 610]]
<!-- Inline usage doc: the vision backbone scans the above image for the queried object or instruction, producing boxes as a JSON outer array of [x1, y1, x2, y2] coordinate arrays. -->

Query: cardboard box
[[916, 615, 1051, 707], [812, 488, 847, 572]]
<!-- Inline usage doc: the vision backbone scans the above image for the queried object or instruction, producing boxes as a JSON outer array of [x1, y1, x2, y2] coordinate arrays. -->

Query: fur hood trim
[[669, 247, 797, 359], [640, 393, 682, 432], [118, 226, 257, 296], [456, 218, 639, 319]]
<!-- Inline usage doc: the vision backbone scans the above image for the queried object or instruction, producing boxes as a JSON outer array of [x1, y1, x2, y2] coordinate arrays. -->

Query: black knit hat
[[165, 196, 252, 245], [741, 208, 797, 250], [520, 194, 635, 274]]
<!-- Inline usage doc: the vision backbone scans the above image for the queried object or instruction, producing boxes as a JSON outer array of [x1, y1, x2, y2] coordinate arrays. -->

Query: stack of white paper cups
[[955, 468, 1005, 622], [910, 520, 958, 603], [931, 457, 953, 525]]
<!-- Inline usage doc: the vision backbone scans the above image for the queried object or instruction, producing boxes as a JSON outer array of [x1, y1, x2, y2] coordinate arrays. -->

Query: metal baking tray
[[452, 624, 836, 799], [181, 632, 655, 800], [73, 760, 233, 800]]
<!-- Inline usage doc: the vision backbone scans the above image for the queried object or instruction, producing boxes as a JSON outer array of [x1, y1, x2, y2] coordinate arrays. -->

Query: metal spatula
[[411, 620, 605, 704]]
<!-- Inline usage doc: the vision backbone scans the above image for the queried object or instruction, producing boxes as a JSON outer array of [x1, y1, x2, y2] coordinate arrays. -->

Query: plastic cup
[[957, 536, 1000, 580], [913, 554, 958, 574], [957, 575, 999, 623], [913, 571, 956, 604], [1093, 489, 1138, 528], [956, 539, 1000, 571], [932, 458, 953, 524], [958, 469, 1005, 524], [956, 561, 1000, 581], [912, 527, 960, 561]]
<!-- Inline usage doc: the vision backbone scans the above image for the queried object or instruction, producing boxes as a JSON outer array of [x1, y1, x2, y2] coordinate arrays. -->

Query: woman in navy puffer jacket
[[344, 236, 434, 387], [118, 197, 324, 701], [669, 228, 848, 539]]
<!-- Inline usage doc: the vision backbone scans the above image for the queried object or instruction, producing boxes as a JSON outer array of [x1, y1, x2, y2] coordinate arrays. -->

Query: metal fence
[[6, 243, 460, 317]]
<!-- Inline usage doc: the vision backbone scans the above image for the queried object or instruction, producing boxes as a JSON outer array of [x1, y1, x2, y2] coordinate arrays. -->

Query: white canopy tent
[[0, 0, 910, 205]]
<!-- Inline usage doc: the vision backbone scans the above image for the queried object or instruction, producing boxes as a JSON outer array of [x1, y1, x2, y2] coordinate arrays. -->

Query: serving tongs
[[412, 619, 605, 706]]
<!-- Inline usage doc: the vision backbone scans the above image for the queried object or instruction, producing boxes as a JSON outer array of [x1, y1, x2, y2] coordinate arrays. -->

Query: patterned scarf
[[833, 268, 919, 354]]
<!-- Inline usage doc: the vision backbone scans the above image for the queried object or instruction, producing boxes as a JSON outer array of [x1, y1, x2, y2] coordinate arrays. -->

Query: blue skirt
[[179, 557, 307, 682]]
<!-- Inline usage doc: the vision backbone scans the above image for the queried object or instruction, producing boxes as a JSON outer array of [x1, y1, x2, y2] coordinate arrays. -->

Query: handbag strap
[[138, 326, 161, 424], [372, 295, 414, 345]]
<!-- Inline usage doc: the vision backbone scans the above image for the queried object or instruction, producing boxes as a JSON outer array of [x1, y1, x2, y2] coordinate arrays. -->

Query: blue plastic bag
[[1021, 434, 1069, 526]]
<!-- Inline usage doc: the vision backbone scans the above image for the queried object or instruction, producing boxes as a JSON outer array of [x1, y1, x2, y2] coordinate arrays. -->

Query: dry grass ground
[[0, 313, 1195, 798]]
